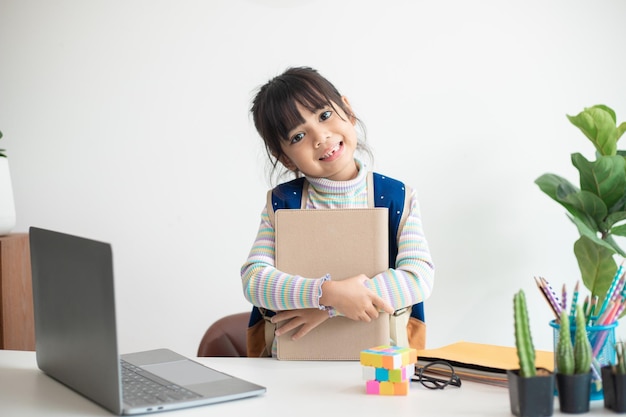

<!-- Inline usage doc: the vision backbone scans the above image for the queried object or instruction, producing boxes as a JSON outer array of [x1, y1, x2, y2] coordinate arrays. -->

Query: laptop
[[29, 227, 265, 415]]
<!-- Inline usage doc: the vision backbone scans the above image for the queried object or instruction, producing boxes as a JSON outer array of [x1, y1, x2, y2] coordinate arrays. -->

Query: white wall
[[1, 0, 626, 357]]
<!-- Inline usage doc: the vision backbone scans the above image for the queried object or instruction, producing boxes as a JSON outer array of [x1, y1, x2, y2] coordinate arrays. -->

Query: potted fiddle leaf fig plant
[[555, 305, 593, 414], [602, 341, 626, 413], [507, 289, 555, 417], [535, 105, 626, 309]]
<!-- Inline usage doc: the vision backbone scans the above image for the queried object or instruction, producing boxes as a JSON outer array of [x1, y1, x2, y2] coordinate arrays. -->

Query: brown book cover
[[274, 208, 390, 360]]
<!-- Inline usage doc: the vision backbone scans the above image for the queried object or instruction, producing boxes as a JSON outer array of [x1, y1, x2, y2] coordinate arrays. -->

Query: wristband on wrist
[[318, 273, 332, 311]]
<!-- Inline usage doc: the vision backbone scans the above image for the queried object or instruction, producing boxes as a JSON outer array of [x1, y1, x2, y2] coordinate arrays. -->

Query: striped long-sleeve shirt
[[240, 164, 434, 314]]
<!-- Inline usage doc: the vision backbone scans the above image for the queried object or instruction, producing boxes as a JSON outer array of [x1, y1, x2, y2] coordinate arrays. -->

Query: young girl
[[241, 67, 435, 357]]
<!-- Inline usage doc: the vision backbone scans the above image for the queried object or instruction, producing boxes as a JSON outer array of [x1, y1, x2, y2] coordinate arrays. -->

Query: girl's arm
[[241, 187, 434, 315], [363, 188, 435, 309], [240, 208, 329, 311]]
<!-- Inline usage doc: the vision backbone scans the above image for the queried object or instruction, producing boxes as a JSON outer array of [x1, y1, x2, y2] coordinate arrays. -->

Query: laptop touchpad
[[143, 360, 230, 386]]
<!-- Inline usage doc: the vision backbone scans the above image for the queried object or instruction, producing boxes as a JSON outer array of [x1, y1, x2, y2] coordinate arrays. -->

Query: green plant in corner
[[535, 105, 626, 312], [514, 289, 537, 377], [556, 305, 592, 375], [0, 130, 5, 158]]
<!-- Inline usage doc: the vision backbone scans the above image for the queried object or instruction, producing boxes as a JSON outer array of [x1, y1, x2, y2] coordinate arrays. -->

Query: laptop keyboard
[[121, 360, 203, 406]]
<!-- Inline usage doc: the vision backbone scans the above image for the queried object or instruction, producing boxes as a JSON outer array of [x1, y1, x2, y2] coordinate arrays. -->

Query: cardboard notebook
[[274, 208, 390, 360]]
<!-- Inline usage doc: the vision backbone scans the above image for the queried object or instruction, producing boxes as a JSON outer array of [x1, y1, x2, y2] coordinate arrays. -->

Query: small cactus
[[514, 290, 536, 377], [556, 311, 575, 374], [574, 305, 592, 374], [616, 342, 626, 374], [556, 305, 592, 375]]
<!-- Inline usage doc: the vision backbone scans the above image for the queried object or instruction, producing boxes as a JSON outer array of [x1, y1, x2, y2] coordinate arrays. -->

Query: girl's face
[[279, 96, 358, 181]]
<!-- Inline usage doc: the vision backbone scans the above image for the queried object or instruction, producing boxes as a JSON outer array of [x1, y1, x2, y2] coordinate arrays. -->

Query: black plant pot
[[507, 369, 555, 417], [556, 372, 591, 414], [602, 366, 626, 413]]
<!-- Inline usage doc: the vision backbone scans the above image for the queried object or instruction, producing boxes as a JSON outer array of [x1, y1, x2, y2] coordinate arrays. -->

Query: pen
[[535, 276, 562, 319], [540, 277, 563, 315], [612, 275, 626, 303], [587, 295, 598, 325], [615, 299, 626, 321], [597, 301, 619, 327], [599, 263, 625, 318], [569, 281, 579, 318]]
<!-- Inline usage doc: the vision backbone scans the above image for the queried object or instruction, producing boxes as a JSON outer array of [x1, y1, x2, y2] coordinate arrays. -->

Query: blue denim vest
[[249, 172, 424, 327]]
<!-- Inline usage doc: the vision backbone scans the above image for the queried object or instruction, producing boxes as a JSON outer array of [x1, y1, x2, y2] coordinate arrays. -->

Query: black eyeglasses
[[412, 360, 462, 390]]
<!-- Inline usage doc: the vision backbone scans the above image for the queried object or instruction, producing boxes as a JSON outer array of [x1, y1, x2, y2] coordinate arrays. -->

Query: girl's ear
[[276, 153, 298, 172], [341, 96, 357, 125]]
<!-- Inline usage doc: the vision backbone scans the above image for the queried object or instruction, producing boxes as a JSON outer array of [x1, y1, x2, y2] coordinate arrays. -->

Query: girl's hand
[[271, 309, 329, 340], [320, 274, 394, 321]]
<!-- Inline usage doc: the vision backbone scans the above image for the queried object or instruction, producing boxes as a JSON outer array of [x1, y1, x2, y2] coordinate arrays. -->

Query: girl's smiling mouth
[[319, 142, 344, 161]]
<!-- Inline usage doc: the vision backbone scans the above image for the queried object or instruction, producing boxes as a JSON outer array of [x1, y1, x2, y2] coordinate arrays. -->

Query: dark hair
[[251, 67, 369, 181]]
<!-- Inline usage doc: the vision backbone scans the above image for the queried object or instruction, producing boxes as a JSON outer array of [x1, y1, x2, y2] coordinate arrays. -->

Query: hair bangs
[[275, 80, 335, 141]]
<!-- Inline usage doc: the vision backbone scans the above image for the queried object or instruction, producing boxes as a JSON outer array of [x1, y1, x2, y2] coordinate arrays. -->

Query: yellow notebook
[[416, 341, 554, 387], [274, 208, 390, 360]]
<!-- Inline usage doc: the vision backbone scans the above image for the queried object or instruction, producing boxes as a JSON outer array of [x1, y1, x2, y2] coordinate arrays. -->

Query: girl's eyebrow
[[317, 103, 333, 110], [302, 104, 326, 113]]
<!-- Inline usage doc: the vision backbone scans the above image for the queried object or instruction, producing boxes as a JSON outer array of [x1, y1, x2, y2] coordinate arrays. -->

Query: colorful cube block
[[360, 345, 417, 396]]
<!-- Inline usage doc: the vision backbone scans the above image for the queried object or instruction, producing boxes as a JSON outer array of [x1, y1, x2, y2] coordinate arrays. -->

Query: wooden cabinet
[[0, 233, 35, 350]]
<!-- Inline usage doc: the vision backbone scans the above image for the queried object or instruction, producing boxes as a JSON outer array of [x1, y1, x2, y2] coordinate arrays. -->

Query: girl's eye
[[290, 132, 305, 144], [320, 110, 332, 121]]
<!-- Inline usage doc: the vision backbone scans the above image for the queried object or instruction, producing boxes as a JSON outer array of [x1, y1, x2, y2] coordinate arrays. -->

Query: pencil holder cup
[[550, 319, 618, 401]]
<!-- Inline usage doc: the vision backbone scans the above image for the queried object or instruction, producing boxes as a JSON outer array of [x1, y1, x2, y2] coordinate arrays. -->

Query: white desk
[[0, 350, 614, 416]]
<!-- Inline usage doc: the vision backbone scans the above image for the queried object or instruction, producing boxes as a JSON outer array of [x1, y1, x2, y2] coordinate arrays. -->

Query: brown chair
[[197, 312, 249, 357]]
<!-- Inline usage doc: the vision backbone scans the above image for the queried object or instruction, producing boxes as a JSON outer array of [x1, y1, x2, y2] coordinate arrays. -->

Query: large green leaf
[[618, 122, 626, 142], [535, 173, 579, 202], [606, 211, 626, 232], [560, 189, 606, 230], [568, 214, 614, 253], [593, 105, 617, 123], [567, 106, 618, 156], [608, 193, 626, 214], [574, 236, 617, 301], [572, 153, 626, 210], [604, 234, 626, 257], [536, 174, 600, 231], [611, 222, 626, 237], [535, 174, 582, 214]]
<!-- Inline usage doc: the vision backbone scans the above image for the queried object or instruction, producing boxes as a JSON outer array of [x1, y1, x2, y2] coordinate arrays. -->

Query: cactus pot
[[507, 369, 555, 417], [601, 366, 626, 413], [556, 372, 591, 414], [550, 319, 617, 400]]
